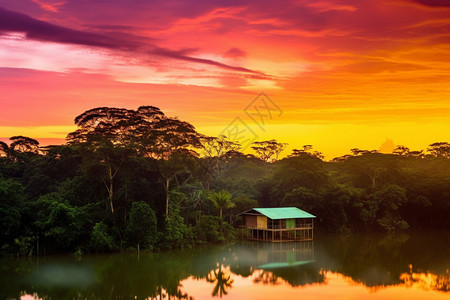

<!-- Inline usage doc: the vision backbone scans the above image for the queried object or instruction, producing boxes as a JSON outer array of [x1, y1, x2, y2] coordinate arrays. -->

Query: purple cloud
[[411, 0, 450, 7], [224, 47, 247, 58], [0, 6, 265, 75], [0, 7, 128, 48]]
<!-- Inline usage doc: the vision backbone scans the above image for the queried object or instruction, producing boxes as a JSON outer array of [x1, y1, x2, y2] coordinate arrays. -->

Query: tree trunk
[[104, 162, 115, 214], [165, 177, 170, 216], [109, 180, 114, 214], [108, 163, 115, 214], [370, 176, 376, 190]]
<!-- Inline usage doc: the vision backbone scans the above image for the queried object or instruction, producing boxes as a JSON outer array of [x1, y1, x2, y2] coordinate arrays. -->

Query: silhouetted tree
[[289, 145, 324, 160], [393, 145, 410, 156], [251, 139, 288, 162], [0, 141, 9, 158], [427, 142, 450, 158]]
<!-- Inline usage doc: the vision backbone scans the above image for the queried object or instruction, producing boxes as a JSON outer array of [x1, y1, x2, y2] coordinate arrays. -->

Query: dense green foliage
[[0, 106, 449, 255], [125, 201, 157, 249]]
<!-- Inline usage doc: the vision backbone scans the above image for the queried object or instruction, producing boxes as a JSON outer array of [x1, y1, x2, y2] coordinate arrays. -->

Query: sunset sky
[[1, 0, 449, 159]]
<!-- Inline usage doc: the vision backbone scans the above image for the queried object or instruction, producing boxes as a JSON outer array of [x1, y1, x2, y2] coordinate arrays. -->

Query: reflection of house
[[253, 241, 315, 269], [239, 207, 315, 242]]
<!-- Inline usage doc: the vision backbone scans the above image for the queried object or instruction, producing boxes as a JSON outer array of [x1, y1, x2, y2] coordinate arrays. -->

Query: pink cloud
[[223, 47, 247, 58], [30, 0, 65, 13], [0, 6, 265, 77]]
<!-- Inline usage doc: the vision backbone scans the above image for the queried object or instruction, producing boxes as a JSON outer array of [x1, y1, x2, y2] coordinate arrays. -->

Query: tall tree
[[0, 141, 9, 158], [125, 201, 157, 249], [67, 107, 138, 216], [136, 117, 202, 216], [427, 142, 450, 158], [393, 145, 410, 156], [289, 145, 324, 160], [67, 105, 199, 218], [251, 139, 288, 162], [197, 135, 242, 188], [200, 135, 241, 158], [9, 136, 40, 154]]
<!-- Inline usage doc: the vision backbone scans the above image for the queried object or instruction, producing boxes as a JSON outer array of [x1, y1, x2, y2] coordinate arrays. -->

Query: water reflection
[[0, 231, 448, 299], [229, 241, 324, 289], [400, 264, 449, 293], [206, 264, 234, 297]]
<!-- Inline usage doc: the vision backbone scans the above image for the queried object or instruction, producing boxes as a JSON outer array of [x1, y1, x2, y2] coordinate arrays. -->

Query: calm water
[[1, 231, 449, 300]]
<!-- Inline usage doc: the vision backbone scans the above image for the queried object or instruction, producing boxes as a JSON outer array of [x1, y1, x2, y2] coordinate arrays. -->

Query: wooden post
[[279, 220, 281, 241]]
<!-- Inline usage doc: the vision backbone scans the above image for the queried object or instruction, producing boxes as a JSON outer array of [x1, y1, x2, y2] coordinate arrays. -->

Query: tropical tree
[[67, 107, 138, 216], [372, 184, 409, 232], [0, 177, 26, 249], [341, 153, 396, 190], [200, 135, 241, 158], [9, 136, 40, 154], [133, 110, 202, 216], [197, 135, 242, 187], [125, 201, 157, 249], [289, 145, 324, 160], [251, 139, 288, 162], [208, 190, 235, 218], [393, 145, 410, 156], [427, 142, 450, 158], [0, 141, 9, 158], [207, 264, 234, 297]]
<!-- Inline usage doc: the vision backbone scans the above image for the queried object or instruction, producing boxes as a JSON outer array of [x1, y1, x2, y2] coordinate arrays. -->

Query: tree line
[[0, 105, 449, 255]]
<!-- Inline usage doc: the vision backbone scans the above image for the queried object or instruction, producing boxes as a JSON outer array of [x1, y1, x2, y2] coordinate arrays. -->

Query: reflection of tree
[[154, 286, 193, 300], [436, 272, 450, 292], [206, 264, 234, 297], [316, 232, 450, 291], [2, 236, 449, 299], [400, 265, 449, 293], [252, 270, 280, 285]]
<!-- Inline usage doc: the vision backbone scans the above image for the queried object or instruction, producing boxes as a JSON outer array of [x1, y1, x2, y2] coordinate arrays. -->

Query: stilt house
[[239, 207, 315, 242]]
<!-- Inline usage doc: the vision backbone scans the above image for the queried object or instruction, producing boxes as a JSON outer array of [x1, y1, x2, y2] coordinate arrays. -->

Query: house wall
[[286, 219, 295, 229], [245, 215, 257, 228], [257, 216, 268, 229]]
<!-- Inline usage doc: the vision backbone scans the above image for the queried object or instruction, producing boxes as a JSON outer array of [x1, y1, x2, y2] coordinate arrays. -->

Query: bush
[[192, 215, 236, 245], [0, 178, 25, 249], [34, 192, 84, 251], [125, 202, 157, 249], [89, 222, 116, 252], [160, 209, 192, 249]]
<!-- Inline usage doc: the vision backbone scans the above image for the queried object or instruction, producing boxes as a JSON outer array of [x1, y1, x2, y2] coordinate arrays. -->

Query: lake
[[1, 231, 449, 299]]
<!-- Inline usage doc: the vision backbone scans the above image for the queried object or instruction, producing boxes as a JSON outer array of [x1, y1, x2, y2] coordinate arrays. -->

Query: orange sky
[[1, 0, 449, 159]]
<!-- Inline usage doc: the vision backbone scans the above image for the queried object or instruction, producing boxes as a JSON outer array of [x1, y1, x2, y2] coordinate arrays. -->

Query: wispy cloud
[[0, 7, 128, 48], [30, 0, 65, 13], [0, 6, 265, 76]]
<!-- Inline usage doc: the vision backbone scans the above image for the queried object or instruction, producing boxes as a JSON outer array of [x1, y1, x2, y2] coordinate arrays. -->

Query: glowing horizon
[[1, 0, 449, 159]]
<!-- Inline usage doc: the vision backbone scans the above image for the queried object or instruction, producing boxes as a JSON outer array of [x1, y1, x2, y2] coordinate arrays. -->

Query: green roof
[[252, 207, 316, 219]]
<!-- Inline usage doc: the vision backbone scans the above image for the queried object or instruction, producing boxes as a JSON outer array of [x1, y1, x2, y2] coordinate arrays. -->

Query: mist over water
[[1, 231, 448, 299]]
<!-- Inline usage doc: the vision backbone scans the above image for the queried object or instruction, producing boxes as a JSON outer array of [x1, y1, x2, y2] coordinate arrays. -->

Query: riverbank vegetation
[[1, 106, 449, 255]]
